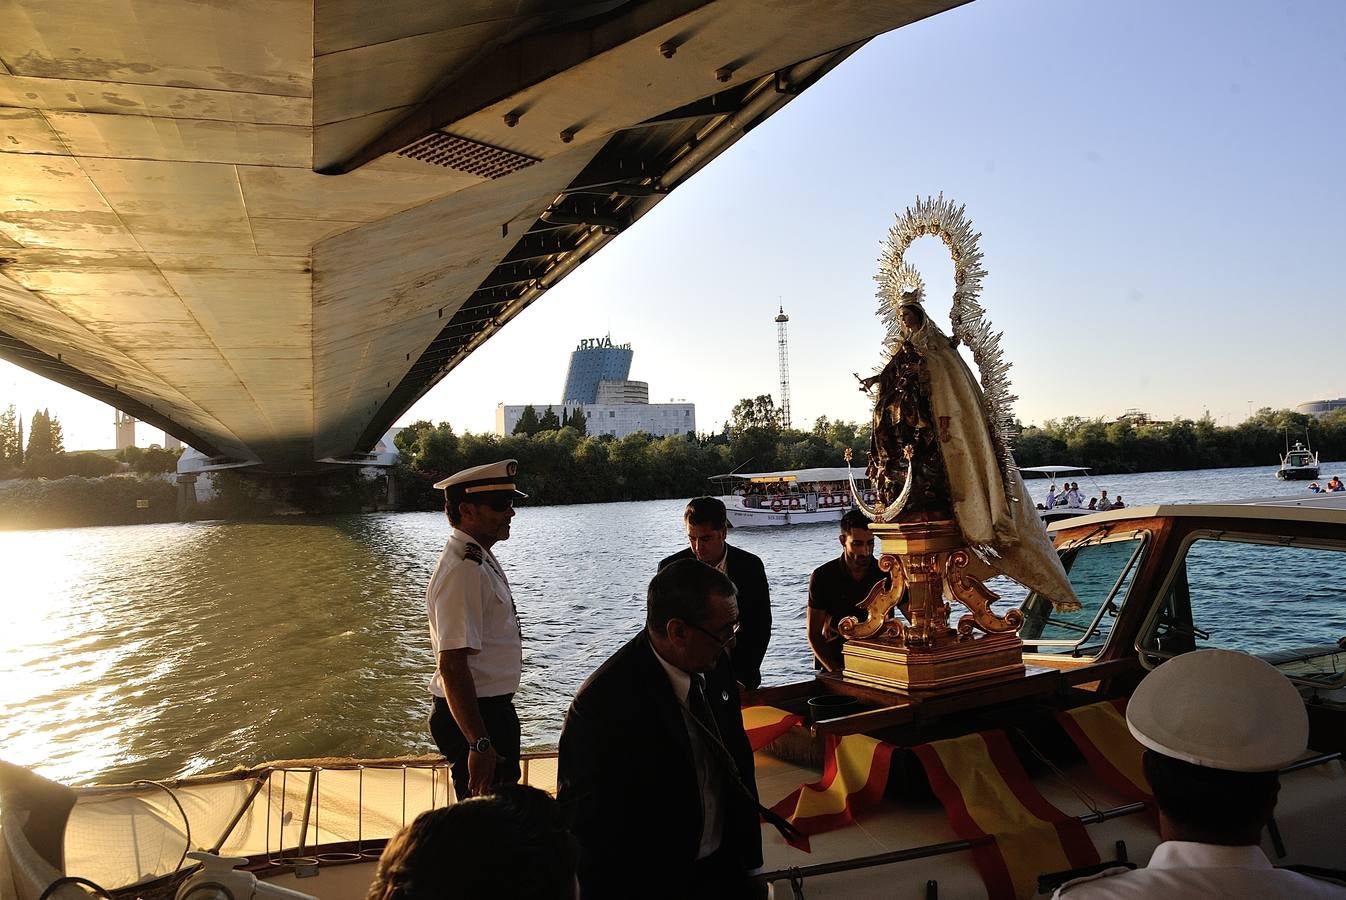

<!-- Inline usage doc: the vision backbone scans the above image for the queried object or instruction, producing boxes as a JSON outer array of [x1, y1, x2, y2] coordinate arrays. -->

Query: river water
[[1, 462, 1341, 786]]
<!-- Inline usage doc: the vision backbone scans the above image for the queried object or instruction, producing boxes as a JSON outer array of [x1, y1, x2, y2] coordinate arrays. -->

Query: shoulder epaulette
[[464, 543, 484, 565]]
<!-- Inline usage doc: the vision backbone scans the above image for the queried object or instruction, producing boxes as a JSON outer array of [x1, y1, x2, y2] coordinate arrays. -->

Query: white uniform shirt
[[651, 644, 724, 860], [1054, 841, 1346, 898], [426, 528, 522, 698]]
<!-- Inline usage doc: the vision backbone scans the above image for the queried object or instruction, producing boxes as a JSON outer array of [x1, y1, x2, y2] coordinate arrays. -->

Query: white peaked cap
[[1126, 649, 1308, 773], [432, 459, 527, 496]]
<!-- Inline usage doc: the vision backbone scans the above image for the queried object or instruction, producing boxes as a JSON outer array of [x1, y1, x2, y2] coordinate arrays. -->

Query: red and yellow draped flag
[[768, 732, 897, 851], [914, 730, 1100, 900], [741, 705, 804, 752], [1056, 698, 1152, 803]]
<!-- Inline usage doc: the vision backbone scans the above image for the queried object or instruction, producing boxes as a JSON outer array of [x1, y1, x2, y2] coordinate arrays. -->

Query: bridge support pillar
[[176, 473, 199, 520]]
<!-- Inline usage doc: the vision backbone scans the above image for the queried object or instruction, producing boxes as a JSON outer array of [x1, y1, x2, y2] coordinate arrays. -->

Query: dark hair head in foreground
[[647, 556, 738, 635], [367, 784, 577, 900], [1142, 750, 1280, 844]]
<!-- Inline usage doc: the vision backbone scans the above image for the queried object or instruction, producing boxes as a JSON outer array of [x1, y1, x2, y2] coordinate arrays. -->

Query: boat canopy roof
[[1018, 465, 1092, 476], [712, 466, 854, 484]]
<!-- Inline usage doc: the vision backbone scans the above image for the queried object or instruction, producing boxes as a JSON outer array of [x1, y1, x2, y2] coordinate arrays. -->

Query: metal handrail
[[754, 800, 1148, 886], [754, 752, 1342, 890]]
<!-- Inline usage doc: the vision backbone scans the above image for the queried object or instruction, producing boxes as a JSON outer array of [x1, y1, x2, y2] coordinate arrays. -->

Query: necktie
[[687, 674, 725, 743], [687, 675, 803, 843]]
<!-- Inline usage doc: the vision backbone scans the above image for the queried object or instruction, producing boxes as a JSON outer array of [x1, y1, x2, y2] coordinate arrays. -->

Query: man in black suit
[[659, 497, 771, 690], [557, 559, 765, 900]]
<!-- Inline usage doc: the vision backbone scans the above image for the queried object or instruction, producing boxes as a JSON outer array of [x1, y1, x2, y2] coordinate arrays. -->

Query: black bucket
[[806, 694, 860, 723]]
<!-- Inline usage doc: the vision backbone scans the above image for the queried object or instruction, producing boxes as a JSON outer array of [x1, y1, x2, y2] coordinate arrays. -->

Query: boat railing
[[21, 753, 561, 896], [740, 488, 870, 511], [754, 799, 1149, 899]]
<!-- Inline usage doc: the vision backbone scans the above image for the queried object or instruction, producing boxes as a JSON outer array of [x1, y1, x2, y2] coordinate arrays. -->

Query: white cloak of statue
[[907, 318, 1082, 611]]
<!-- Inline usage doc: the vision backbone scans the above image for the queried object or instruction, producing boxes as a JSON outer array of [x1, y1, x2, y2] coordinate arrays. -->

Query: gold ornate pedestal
[[837, 519, 1025, 694]]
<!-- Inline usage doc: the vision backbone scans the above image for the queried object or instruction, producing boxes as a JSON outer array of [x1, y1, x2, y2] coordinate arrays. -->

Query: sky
[[3, 0, 1344, 450]]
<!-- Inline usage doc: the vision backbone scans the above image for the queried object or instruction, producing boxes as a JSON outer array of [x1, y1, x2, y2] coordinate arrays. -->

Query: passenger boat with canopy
[[711, 467, 873, 528]]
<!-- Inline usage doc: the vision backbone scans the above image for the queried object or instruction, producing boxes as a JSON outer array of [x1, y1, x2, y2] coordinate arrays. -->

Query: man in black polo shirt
[[807, 509, 893, 672]]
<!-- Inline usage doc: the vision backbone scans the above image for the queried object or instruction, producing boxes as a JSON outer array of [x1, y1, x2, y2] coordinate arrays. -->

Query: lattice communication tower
[[775, 305, 791, 429]]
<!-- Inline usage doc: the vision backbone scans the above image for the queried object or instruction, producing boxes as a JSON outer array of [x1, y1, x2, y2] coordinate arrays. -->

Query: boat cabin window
[[1140, 535, 1346, 688], [1018, 533, 1148, 657]]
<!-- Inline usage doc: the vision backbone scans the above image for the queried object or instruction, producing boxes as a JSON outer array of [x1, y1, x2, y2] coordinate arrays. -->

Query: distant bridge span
[[0, 1, 965, 472]]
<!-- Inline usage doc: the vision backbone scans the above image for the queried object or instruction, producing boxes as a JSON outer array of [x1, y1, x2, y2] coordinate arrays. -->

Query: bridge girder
[[0, 0, 968, 471]]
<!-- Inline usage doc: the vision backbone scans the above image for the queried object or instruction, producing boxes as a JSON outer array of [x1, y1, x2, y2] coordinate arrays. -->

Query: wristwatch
[[469, 736, 492, 753]]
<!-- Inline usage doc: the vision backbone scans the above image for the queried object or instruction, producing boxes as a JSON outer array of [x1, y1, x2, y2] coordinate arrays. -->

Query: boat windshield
[[1139, 534, 1346, 688], [1018, 532, 1148, 657]]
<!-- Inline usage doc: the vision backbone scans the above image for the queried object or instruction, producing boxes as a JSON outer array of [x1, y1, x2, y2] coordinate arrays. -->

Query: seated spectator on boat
[[1087, 497, 1098, 511], [1328, 476, 1344, 492], [1096, 490, 1112, 510], [366, 784, 578, 900], [807, 509, 894, 673], [1045, 484, 1058, 509], [1054, 650, 1345, 898], [1067, 482, 1084, 508], [1309, 482, 1323, 493], [1111, 495, 1125, 509]]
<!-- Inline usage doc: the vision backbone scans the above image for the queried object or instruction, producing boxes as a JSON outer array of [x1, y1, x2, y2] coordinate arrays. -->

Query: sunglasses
[[474, 496, 514, 513]]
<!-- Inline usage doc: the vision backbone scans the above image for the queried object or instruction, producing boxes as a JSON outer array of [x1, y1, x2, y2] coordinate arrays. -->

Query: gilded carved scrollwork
[[837, 555, 906, 640], [946, 549, 1024, 638]]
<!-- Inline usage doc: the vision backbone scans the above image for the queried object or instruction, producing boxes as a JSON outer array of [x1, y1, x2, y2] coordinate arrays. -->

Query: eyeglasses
[[685, 618, 741, 651]]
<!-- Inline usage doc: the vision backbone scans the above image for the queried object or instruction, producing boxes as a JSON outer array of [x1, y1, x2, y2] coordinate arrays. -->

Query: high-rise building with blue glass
[[562, 335, 634, 404], [496, 332, 695, 440]]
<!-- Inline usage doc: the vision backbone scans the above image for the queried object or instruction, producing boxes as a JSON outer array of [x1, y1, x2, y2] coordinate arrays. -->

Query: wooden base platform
[[841, 632, 1026, 694]]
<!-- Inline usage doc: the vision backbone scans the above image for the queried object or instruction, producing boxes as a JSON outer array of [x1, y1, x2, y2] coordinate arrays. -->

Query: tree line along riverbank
[[393, 402, 1346, 509], [1, 400, 1339, 528]]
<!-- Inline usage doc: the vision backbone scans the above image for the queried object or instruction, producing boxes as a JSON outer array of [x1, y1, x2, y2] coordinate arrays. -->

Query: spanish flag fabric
[[768, 732, 897, 851], [914, 730, 1100, 900], [1056, 698, 1152, 803], [741, 705, 804, 752]]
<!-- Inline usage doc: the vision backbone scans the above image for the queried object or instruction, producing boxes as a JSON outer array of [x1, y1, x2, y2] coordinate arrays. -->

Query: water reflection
[[0, 463, 1338, 785]]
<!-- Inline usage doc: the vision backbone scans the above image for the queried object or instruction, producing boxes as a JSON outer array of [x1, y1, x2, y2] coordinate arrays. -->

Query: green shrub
[[0, 474, 177, 530], [23, 451, 122, 479]]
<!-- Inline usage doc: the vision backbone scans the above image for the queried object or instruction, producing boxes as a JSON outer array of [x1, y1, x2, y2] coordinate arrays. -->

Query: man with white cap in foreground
[[425, 459, 527, 801], [1056, 648, 1346, 897]]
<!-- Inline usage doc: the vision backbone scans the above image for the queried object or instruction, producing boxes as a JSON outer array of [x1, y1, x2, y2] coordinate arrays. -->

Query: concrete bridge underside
[[0, 0, 965, 472]]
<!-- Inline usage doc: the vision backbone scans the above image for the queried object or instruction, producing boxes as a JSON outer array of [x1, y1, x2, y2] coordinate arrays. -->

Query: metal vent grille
[[398, 132, 538, 179]]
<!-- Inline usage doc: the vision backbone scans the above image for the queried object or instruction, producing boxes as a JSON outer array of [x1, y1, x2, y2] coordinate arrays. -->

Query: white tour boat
[[712, 467, 873, 528]]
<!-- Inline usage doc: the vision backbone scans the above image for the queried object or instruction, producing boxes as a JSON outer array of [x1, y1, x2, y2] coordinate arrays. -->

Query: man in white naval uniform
[[1055, 649, 1346, 898], [426, 459, 527, 801]]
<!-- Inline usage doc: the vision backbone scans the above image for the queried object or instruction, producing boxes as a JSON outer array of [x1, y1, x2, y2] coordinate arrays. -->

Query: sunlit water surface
[[1, 462, 1341, 784]]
